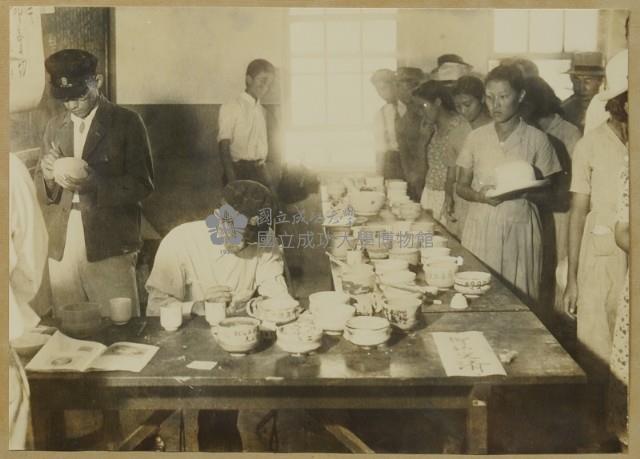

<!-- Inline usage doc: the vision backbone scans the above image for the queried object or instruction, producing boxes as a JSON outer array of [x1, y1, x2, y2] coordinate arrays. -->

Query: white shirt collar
[[241, 91, 260, 106], [71, 103, 99, 126]]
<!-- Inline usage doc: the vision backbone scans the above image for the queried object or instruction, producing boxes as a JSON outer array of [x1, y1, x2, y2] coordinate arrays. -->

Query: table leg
[[183, 410, 200, 452], [466, 384, 491, 454], [103, 410, 123, 450], [31, 406, 64, 450]]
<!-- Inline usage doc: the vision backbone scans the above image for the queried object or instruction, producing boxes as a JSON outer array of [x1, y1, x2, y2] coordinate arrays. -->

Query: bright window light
[[529, 10, 564, 53], [564, 10, 598, 51], [493, 10, 528, 53]]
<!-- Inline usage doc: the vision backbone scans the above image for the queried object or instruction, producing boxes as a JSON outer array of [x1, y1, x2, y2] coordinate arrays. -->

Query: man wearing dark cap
[[146, 180, 304, 452], [395, 66, 427, 201], [561, 51, 605, 133], [36, 49, 154, 443], [37, 49, 153, 318]]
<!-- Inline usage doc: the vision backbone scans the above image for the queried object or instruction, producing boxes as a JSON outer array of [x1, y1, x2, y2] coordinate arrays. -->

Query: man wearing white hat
[[561, 52, 605, 133], [563, 45, 628, 449]]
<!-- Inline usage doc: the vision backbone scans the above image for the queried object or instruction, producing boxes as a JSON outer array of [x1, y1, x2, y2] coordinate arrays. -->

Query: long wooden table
[[28, 309, 583, 452], [26, 193, 585, 453]]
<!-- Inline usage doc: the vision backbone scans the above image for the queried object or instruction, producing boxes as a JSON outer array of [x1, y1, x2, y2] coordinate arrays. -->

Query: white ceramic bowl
[[53, 157, 89, 181], [454, 271, 492, 288], [277, 321, 324, 354], [372, 259, 409, 274], [420, 247, 452, 263], [246, 296, 301, 325], [212, 317, 260, 355], [453, 284, 492, 295], [423, 261, 460, 288], [310, 303, 356, 334], [309, 291, 351, 307], [380, 270, 416, 285], [383, 297, 422, 330], [389, 248, 420, 266], [350, 190, 385, 216], [344, 316, 391, 347]]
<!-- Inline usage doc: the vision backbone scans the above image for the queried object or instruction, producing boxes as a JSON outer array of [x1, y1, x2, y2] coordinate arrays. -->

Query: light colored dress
[[607, 165, 629, 445], [456, 120, 561, 303], [570, 122, 627, 377], [420, 114, 471, 235]]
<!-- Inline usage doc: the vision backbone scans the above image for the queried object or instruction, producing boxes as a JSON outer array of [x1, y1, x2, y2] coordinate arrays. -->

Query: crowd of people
[[370, 46, 629, 450]]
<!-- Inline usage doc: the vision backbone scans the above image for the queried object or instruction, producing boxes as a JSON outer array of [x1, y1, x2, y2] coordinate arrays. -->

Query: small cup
[[109, 297, 132, 325], [205, 302, 226, 326], [160, 303, 183, 331]]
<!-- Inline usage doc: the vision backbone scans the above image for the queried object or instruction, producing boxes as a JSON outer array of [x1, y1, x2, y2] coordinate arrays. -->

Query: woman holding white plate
[[455, 64, 561, 304]]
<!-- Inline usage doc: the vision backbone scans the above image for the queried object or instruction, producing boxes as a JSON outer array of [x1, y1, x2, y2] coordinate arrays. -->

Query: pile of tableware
[[324, 224, 356, 260], [340, 264, 376, 295], [354, 225, 392, 259], [388, 247, 420, 267], [453, 271, 492, 295], [344, 316, 392, 348]]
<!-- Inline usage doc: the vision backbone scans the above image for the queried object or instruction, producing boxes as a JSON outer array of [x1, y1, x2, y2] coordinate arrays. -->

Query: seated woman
[[413, 80, 471, 234], [146, 180, 303, 452], [452, 75, 492, 130], [455, 64, 561, 305]]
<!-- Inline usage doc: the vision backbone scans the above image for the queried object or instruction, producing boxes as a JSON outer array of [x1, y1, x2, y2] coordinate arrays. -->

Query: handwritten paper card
[[432, 331, 506, 377]]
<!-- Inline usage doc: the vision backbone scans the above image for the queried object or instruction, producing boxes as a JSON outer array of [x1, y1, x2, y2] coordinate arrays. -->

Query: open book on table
[[26, 331, 159, 373]]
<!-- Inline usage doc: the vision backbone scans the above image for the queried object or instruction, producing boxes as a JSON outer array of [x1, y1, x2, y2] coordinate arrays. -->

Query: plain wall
[[397, 9, 494, 74], [114, 7, 285, 105]]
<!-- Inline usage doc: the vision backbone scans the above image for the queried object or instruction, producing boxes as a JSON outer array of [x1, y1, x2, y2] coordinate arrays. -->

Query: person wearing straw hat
[[430, 55, 472, 89], [395, 66, 427, 201], [561, 52, 605, 133], [563, 48, 628, 450], [370, 68, 403, 179]]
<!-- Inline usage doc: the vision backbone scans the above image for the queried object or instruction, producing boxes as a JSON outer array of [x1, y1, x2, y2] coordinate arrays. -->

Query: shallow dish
[[11, 332, 50, 358]]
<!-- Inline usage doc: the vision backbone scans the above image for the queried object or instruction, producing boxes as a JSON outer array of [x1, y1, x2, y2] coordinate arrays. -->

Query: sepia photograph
[[7, 2, 633, 455]]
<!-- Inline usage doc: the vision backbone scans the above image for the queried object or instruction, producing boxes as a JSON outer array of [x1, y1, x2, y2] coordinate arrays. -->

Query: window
[[285, 8, 397, 171], [492, 9, 599, 100]]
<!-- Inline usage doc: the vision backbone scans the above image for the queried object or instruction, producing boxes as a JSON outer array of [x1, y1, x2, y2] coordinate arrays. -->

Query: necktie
[[78, 120, 85, 134]]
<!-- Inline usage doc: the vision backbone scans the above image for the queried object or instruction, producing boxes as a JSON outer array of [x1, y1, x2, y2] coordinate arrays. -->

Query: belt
[[71, 202, 82, 211]]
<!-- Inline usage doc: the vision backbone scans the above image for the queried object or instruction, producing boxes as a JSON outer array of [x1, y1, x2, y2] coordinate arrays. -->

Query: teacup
[[310, 303, 356, 334], [309, 291, 351, 308], [205, 302, 226, 326], [420, 247, 452, 263], [109, 297, 132, 325], [383, 296, 422, 330], [388, 248, 420, 267], [212, 317, 260, 355], [423, 260, 460, 288], [160, 303, 183, 331], [344, 316, 391, 347], [246, 296, 301, 325]]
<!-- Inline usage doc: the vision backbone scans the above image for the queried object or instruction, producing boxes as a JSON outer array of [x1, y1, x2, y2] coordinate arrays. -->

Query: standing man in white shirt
[[218, 59, 277, 193], [371, 68, 403, 179]]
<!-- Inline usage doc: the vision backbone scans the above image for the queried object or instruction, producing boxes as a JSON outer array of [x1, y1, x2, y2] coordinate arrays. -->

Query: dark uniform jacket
[[35, 96, 154, 262]]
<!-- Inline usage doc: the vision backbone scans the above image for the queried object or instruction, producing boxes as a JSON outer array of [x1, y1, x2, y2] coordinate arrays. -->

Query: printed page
[[88, 342, 159, 372], [25, 331, 106, 372], [432, 331, 507, 377]]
